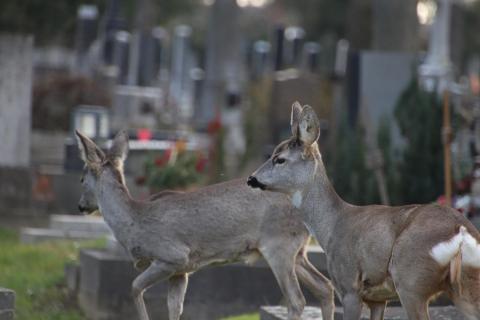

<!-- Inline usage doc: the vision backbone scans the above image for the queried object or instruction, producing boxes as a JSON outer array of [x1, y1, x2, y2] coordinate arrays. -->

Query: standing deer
[[248, 102, 480, 320], [75, 130, 334, 320]]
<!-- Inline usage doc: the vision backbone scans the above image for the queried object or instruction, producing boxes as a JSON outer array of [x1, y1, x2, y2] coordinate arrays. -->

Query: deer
[[74, 130, 334, 320], [247, 101, 480, 320]]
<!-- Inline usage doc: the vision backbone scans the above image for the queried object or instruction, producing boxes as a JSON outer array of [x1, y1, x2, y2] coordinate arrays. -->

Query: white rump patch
[[430, 226, 480, 268], [291, 191, 303, 208]]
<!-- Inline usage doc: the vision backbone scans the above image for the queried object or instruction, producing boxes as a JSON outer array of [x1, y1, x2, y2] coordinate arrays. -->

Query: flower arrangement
[[136, 140, 208, 192]]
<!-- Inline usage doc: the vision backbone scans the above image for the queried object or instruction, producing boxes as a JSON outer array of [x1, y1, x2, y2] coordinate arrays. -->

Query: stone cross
[[419, 0, 454, 92]]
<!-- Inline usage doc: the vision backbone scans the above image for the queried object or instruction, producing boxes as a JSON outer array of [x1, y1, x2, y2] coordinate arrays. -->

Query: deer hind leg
[[395, 289, 430, 320], [261, 245, 306, 320], [295, 253, 335, 320], [132, 261, 176, 320], [342, 293, 363, 320], [449, 267, 480, 320], [167, 273, 189, 320]]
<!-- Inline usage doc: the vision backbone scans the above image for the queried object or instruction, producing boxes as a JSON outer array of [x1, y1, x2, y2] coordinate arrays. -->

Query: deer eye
[[274, 157, 286, 165]]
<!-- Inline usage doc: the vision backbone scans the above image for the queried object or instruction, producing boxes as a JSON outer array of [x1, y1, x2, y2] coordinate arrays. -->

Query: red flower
[[207, 117, 222, 134], [195, 156, 208, 173], [154, 149, 172, 167]]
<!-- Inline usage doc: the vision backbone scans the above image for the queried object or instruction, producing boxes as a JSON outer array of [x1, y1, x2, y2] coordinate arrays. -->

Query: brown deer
[[75, 130, 334, 320], [248, 102, 480, 320]]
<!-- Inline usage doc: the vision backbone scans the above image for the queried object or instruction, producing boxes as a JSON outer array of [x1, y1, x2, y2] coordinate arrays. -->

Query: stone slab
[[0, 288, 15, 311], [20, 227, 108, 243], [260, 305, 466, 320], [65, 263, 80, 294], [0, 288, 15, 320], [49, 214, 111, 233], [0, 310, 14, 320], [75, 244, 453, 320]]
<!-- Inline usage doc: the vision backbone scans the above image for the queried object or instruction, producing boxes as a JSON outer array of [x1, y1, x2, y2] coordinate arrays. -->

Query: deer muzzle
[[247, 176, 267, 190]]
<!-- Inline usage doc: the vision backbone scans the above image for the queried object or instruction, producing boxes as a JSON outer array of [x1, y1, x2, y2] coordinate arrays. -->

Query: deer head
[[75, 130, 129, 214], [247, 101, 321, 196]]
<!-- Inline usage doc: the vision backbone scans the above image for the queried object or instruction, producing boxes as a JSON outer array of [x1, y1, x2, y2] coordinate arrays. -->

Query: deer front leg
[[168, 273, 189, 320], [367, 301, 386, 320], [262, 248, 306, 320], [132, 261, 175, 320], [342, 293, 363, 320], [295, 254, 335, 320]]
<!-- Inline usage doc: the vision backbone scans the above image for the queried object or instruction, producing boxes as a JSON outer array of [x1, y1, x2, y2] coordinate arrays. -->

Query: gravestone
[[260, 305, 466, 320], [268, 72, 325, 144], [0, 34, 33, 167], [196, 0, 245, 129], [75, 5, 99, 75], [0, 34, 34, 215], [75, 246, 328, 320], [0, 288, 15, 320], [372, 0, 418, 52], [169, 25, 195, 125], [20, 214, 111, 243], [111, 86, 164, 131], [112, 31, 130, 85], [419, 0, 453, 93], [347, 51, 416, 147]]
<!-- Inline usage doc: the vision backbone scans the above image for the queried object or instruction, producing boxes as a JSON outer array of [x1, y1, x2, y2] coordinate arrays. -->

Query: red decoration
[[207, 116, 222, 134], [137, 128, 152, 141]]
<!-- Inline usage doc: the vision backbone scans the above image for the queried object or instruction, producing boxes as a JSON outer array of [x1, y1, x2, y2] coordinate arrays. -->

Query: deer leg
[[295, 254, 335, 320], [132, 261, 175, 320], [262, 249, 306, 320], [342, 293, 363, 320], [167, 273, 189, 320], [367, 301, 386, 320], [396, 289, 429, 320]]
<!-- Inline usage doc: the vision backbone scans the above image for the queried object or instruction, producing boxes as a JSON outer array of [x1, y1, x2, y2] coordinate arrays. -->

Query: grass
[[0, 227, 258, 320], [222, 314, 260, 320], [0, 227, 105, 320]]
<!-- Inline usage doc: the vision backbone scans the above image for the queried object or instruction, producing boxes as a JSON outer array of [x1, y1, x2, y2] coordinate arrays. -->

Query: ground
[[0, 227, 102, 320], [0, 227, 260, 320], [224, 314, 259, 320]]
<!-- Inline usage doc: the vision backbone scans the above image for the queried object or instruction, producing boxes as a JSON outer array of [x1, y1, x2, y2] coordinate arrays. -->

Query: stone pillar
[[75, 5, 98, 74], [0, 34, 33, 168]]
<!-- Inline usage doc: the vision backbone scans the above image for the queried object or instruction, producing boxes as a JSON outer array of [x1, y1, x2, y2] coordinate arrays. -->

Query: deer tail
[[450, 249, 463, 294]]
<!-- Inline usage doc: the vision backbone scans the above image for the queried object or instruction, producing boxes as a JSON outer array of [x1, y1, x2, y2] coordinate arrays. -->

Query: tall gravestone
[[0, 35, 33, 167], [196, 0, 245, 129], [372, 0, 419, 52], [0, 34, 33, 214]]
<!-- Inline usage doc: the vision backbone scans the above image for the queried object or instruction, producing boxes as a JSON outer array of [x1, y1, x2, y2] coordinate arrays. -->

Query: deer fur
[[248, 101, 480, 320], [75, 130, 334, 320]]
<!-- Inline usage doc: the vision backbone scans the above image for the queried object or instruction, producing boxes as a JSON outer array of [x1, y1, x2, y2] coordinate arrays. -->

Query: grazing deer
[[248, 102, 480, 320], [75, 130, 334, 320]]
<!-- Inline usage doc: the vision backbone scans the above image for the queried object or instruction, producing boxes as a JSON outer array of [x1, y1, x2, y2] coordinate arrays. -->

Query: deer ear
[[291, 101, 303, 137], [75, 130, 105, 165], [109, 130, 129, 164], [298, 105, 320, 146]]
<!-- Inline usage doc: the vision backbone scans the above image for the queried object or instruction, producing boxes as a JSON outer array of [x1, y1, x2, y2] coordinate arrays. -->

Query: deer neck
[[96, 168, 136, 232], [296, 151, 348, 250]]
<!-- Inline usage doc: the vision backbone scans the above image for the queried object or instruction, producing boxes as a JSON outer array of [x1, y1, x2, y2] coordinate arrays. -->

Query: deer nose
[[78, 204, 86, 212], [247, 176, 266, 190]]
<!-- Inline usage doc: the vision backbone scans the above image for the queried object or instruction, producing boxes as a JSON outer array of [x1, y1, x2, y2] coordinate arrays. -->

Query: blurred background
[[1, 0, 480, 319]]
